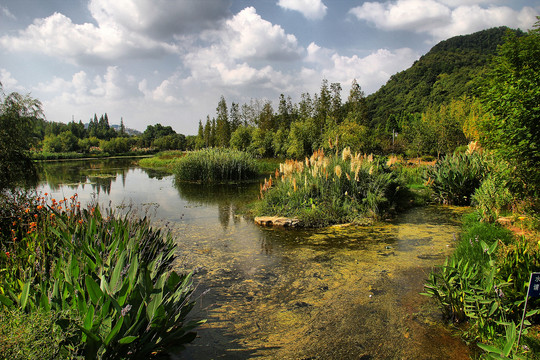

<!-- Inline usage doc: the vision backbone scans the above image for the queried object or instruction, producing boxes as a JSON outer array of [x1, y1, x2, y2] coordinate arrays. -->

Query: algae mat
[[172, 206, 471, 359]]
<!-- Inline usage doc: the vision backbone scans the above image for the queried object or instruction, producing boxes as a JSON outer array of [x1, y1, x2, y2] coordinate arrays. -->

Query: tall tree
[[216, 96, 230, 147]]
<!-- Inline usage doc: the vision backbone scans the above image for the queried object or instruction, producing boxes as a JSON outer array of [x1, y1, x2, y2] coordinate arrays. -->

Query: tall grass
[[254, 148, 405, 226], [173, 148, 259, 183]]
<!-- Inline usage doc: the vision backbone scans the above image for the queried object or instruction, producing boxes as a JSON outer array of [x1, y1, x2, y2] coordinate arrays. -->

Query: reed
[[173, 148, 259, 183], [255, 148, 405, 226]]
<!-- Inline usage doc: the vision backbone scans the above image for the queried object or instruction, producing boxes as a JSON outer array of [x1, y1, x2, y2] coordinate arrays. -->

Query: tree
[[216, 95, 230, 147], [480, 21, 540, 196], [0, 84, 43, 189]]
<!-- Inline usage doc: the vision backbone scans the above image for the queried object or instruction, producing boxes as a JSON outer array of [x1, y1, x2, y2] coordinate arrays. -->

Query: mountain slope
[[366, 26, 524, 127]]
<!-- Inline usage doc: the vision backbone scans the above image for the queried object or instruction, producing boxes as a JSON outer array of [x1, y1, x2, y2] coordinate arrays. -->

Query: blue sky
[[0, 0, 538, 134]]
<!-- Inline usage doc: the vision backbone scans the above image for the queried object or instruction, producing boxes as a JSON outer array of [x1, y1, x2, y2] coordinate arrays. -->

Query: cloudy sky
[[0, 0, 537, 134]]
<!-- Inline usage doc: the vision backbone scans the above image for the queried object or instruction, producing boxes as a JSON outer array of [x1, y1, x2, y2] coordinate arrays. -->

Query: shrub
[[0, 192, 203, 359], [472, 174, 514, 223], [425, 151, 488, 205], [173, 148, 258, 183], [255, 148, 405, 226]]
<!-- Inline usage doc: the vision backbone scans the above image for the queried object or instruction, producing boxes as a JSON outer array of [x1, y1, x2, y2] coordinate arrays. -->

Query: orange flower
[[12, 221, 16, 226], [34, 214, 38, 218], [5, 252, 9, 257], [78, 219, 84, 224], [37, 205, 43, 210], [25, 208, 30, 213], [44, 193, 48, 196]]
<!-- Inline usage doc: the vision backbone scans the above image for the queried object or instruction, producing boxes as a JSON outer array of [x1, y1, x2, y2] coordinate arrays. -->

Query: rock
[[254, 216, 300, 227]]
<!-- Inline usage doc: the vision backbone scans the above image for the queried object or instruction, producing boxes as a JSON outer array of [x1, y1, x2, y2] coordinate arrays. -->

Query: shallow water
[[36, 158, 471, 359]]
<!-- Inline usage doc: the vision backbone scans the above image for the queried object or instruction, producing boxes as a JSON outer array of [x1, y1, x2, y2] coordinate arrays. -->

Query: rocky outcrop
[[254, 216, 300, 227]]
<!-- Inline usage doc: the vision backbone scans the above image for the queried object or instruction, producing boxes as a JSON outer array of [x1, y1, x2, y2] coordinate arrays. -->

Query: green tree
[[480, 22, 540, 196], [216, 95, 230, 147], [0, 84, 43, 189]]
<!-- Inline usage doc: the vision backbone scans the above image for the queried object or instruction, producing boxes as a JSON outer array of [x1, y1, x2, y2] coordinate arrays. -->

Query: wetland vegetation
[[1, 21, 540, 359]]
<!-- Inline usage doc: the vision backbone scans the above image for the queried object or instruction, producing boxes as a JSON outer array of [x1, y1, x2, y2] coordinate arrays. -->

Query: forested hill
[[366, 26, 524, 128]]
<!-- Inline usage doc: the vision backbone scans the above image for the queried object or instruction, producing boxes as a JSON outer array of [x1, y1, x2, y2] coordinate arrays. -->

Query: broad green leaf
[[85, 275, 104, 305], [104, 317, 124, 346], [118, 335, 137, 344]]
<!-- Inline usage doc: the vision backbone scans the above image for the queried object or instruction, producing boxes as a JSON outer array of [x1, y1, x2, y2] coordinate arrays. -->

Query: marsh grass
[[173, 148, 258, 183], [254, 148, 406, 226]]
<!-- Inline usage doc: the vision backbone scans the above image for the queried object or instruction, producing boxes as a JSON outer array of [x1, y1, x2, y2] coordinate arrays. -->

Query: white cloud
[[431, 5, 538, 39], [277, 0, 327, 20], [0, 12, 178, 64], [222, 7, 303, 61], [349, 0, 537, 40], [0, 68, 21, 90], [349, 0, 451, 32], [88, 0, 231, 39], [303, 44, 420, 94]]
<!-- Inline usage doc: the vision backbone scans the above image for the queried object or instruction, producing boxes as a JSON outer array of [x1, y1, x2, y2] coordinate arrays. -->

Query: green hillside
[[366, 26, 525, 127]]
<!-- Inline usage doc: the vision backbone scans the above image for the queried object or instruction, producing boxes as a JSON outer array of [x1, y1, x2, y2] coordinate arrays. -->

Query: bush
[[173, 148, 259, 183], [425, 151, 488, 205], [0, 191, 203, 359], [255, 148, 405, 226], [472, 174, 514, 223]]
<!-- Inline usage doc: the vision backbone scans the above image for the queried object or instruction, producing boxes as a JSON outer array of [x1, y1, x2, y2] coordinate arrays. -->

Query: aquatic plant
[[0, 191, 203, 359], [425, 149, 488, 205], [173, 148, 259, 183], [255, 148, 405, 226], [138, 150, 185, 170]]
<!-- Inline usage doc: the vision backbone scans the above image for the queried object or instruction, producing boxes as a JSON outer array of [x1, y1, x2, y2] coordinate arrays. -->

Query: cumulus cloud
[[0, 12, 178, 64], [277, 0, 327, 20], [88, 0, 231, 40], [303, 44, 420, 94], [0, 68, 21, 90], [349, 0, 537, 40], [221, 7, 303, 61]]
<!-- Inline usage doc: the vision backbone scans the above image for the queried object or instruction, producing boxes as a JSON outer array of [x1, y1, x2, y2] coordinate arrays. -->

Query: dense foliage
[[479, 23, 540, 198], [0, 84, 42, 190], [0, 191, 203, 358]]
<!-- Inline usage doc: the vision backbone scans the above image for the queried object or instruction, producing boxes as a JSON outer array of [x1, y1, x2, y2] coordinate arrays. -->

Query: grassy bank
[[422, 147, 540, 359], [138, 150, 185, 170], [0, 190, 203, 359]]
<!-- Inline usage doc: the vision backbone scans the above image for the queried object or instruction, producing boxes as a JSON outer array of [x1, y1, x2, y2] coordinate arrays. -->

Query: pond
[[36, 158, 471, 359]]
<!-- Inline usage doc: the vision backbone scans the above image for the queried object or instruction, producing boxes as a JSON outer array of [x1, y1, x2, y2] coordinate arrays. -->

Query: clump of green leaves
[[0, 191, 204, 359], [173, 148, 259, 183], [425, 151, 488, 205]]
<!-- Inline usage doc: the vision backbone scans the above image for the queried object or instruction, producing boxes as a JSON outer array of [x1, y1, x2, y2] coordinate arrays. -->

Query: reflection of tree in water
[[175, 181, 259, 229], [140, 168, 171, 180], [37, 158, 138, 193]]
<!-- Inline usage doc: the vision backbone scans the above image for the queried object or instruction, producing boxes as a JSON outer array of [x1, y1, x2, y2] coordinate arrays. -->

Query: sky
[[0, 0, 538, 135]]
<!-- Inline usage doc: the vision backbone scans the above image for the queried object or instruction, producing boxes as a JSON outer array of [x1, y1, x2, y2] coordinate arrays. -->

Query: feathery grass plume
[[342, 147, 352, 161], [334, 165, 342, 179]]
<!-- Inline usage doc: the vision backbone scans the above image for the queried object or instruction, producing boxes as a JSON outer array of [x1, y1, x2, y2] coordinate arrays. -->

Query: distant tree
[[230, 125, 253, 152], [230, 102, 241, 134], [346, 79, 368, 125], [216, 96, 230, 147], [196, 120, 205, 149], [0, 84, 43, 189]]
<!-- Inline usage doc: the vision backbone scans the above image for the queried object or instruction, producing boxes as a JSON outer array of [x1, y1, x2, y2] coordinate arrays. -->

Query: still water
[[36, 158, 471, 359]]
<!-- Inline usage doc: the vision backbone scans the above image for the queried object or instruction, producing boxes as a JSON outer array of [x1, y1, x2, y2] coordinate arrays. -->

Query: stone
[[254, 216, 300, 227]]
